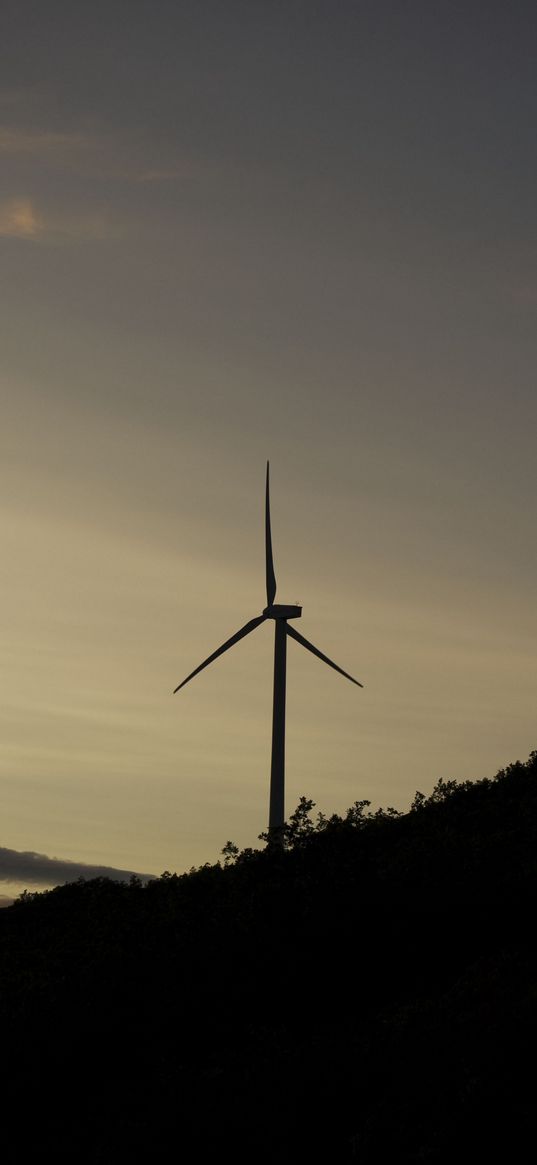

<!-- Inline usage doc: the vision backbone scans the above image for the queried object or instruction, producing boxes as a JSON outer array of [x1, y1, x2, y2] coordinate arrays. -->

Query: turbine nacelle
[[263, 604, 302, 620]]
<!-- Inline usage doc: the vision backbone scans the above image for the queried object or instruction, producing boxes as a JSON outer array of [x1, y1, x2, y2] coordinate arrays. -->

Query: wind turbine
[[174, 463, 363, 844]]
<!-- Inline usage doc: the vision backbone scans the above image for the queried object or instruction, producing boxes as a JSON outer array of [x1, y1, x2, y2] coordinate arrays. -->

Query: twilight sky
[[1, 1, 536, 898]]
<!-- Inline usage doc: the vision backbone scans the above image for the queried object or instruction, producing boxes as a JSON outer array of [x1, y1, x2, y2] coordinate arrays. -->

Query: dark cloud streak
[[0, 845, 154, 886]]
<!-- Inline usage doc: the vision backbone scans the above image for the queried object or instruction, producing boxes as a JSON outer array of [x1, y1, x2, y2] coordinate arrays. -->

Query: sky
[[1, 0, 536, 900]]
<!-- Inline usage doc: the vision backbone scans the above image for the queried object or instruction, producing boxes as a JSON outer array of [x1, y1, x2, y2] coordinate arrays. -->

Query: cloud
[[0, 122, 197, 185], [43, 209, 121, 242], [134, 164, 198, 183], [0, 196, 121, 243], [0, 196, 41, 238], [0, 845, 154, 887], [0, 126, 85, 156]]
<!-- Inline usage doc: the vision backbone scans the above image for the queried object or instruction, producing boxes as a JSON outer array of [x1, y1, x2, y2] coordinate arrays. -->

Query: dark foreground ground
[[1, 752, 537, 1163]]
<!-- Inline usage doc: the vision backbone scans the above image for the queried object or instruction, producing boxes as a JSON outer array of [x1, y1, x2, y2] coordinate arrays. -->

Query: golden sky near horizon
[[1, 1, 537, 898]]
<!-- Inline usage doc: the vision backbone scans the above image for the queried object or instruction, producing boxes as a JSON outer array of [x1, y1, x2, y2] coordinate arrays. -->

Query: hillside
[[1, 752, 537, 1162]]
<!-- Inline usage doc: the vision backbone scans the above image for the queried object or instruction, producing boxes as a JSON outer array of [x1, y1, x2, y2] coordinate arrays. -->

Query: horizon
[[2, 744, 535, 905], [2, 1, 537, 899]]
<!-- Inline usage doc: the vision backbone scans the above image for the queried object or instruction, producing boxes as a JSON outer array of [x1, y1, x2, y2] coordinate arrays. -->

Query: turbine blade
[[265, 461, 277, 607], [286, 623, 363, 687], [173, 614, 267, 693]]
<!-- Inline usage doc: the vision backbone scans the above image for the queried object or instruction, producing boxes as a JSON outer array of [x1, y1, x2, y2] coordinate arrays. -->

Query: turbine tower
[[174, 463, 363, 844]]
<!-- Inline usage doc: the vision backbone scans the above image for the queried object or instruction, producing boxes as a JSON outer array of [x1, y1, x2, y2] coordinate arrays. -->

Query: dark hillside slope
[[1, 752, 537, 1162]]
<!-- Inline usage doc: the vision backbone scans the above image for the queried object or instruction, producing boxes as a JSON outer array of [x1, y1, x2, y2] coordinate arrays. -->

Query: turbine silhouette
[[174, 463, 363, 844]]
